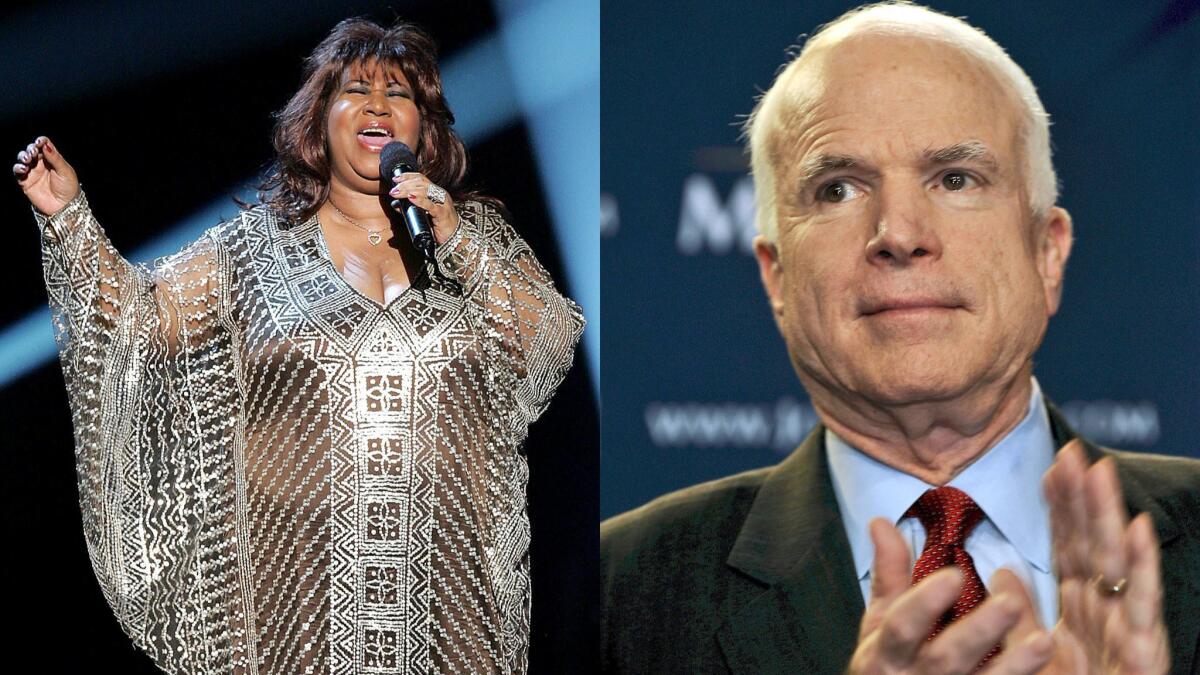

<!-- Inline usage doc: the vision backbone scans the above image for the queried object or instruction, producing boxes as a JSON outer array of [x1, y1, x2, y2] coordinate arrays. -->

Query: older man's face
[[755, 33, 1071, 408]]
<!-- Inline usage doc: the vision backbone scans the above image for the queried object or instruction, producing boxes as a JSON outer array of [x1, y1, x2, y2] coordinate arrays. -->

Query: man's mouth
[[859, 296, 965, 317]]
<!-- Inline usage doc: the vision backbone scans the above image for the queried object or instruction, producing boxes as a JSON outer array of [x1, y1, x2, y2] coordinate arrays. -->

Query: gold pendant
[[368, 231, 382, 246]]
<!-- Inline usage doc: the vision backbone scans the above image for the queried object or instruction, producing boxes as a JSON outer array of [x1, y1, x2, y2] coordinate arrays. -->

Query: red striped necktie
[[905, 486, 1000, 666]]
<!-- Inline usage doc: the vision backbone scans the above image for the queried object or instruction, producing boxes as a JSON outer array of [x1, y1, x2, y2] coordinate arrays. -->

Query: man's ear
[[754, 234, 785, 317], [1039, 206, 1073, 316]]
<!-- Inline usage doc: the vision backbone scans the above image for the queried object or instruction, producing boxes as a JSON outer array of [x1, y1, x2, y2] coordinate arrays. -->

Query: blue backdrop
[[601, 0, 1200, 518]]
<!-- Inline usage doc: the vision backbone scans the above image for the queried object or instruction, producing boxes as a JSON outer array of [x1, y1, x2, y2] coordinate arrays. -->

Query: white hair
[[744, 1, 1058, 241]]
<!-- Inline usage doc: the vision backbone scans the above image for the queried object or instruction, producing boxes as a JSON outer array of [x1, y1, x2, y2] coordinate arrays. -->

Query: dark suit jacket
[[600, 406, 1200, 674]]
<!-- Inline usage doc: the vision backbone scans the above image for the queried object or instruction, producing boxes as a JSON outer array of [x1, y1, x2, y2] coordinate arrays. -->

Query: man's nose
[[864, 182, 942, 266]]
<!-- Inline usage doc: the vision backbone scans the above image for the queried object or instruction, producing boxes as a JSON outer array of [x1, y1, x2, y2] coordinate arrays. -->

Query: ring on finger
[[1093, 574, 1127, 597], [427, 183, 447, 205]]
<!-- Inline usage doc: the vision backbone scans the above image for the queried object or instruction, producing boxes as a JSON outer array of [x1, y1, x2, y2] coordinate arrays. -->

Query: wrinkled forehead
[[764, 33, 1023, 171]]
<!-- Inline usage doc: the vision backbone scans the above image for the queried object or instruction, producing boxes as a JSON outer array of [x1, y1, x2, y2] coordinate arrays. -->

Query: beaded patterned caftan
[[35, 191, 584, 675]]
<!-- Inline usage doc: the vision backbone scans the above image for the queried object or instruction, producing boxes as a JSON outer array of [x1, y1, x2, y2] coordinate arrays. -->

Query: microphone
[[380, 141, 436, 263]]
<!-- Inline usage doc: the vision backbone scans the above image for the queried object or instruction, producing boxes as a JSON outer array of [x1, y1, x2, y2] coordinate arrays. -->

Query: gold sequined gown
[[35, 192, 585, 674]]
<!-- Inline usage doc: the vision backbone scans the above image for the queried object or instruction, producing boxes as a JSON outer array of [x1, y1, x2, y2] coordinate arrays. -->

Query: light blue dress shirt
[[826, 378, 1058, 630]]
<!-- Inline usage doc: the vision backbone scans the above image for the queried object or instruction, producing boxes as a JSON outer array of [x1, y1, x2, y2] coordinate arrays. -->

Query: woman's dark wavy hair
[[244, 17, 485, 225]]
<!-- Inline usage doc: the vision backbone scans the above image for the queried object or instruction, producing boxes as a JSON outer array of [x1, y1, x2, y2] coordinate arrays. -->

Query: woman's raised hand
[[13, 136, 80, 216]]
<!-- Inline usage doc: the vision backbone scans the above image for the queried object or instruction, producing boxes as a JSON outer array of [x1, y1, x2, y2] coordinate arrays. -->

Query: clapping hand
[[1015, 440, 1171, 674], [847, 440, 1169, 674], [848, 520, 1055, 674]]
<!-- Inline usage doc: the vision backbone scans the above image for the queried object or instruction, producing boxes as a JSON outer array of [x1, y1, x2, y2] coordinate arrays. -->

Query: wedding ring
[[427, 184, 447, 205], [1093, 574, 1127, 597]]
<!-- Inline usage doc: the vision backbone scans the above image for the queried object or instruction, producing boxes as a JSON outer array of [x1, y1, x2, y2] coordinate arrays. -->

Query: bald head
[[745, 2, 1057, 241]]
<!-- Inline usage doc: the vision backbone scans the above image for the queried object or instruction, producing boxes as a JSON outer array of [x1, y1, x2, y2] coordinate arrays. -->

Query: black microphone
[[380, 141, 436, 263]]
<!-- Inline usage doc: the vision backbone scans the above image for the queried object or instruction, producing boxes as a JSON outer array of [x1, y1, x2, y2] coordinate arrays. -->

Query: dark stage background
[[0, 1, 597, 673], [602, 0, 1200, 519]]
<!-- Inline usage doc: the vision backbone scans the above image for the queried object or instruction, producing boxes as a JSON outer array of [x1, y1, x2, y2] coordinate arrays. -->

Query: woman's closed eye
[[346, 87, 410, 98]]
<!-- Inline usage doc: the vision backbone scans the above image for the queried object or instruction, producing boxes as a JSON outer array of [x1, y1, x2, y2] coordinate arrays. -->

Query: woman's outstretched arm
[[15, 136, 235, 672]]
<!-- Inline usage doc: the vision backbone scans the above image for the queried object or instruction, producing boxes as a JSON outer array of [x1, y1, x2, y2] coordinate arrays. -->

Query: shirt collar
[[826, 378, 1056, 581]]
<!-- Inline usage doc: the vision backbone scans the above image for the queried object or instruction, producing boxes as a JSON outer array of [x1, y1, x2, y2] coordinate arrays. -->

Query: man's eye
[[939, 171, 977, 191], [387, 91, 410, 98], [817, 180, 861, 203], [348, 88, 368, 95]]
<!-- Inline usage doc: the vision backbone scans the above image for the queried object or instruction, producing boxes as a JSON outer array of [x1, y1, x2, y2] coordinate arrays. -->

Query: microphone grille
[[380, 141, 418, 176]]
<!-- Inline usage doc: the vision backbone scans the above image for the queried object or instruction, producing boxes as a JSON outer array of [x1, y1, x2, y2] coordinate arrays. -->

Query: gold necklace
[[328, 199, 384, 246]]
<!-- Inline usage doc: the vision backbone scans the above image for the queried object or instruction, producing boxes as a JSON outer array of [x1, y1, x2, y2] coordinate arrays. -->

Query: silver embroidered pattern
[[34, 192, 585, 674]]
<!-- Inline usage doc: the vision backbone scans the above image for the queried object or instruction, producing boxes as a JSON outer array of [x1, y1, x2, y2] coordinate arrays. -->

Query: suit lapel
[[717, 426, 864, 673]]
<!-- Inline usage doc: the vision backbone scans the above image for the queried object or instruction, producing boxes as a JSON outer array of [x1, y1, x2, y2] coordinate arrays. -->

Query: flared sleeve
[[35, 191, 244, 674], [434, 200, 585, 430]]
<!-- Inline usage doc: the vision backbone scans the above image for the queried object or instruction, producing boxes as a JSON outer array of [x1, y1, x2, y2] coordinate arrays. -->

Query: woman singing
[[13, 17, 583, 675]]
